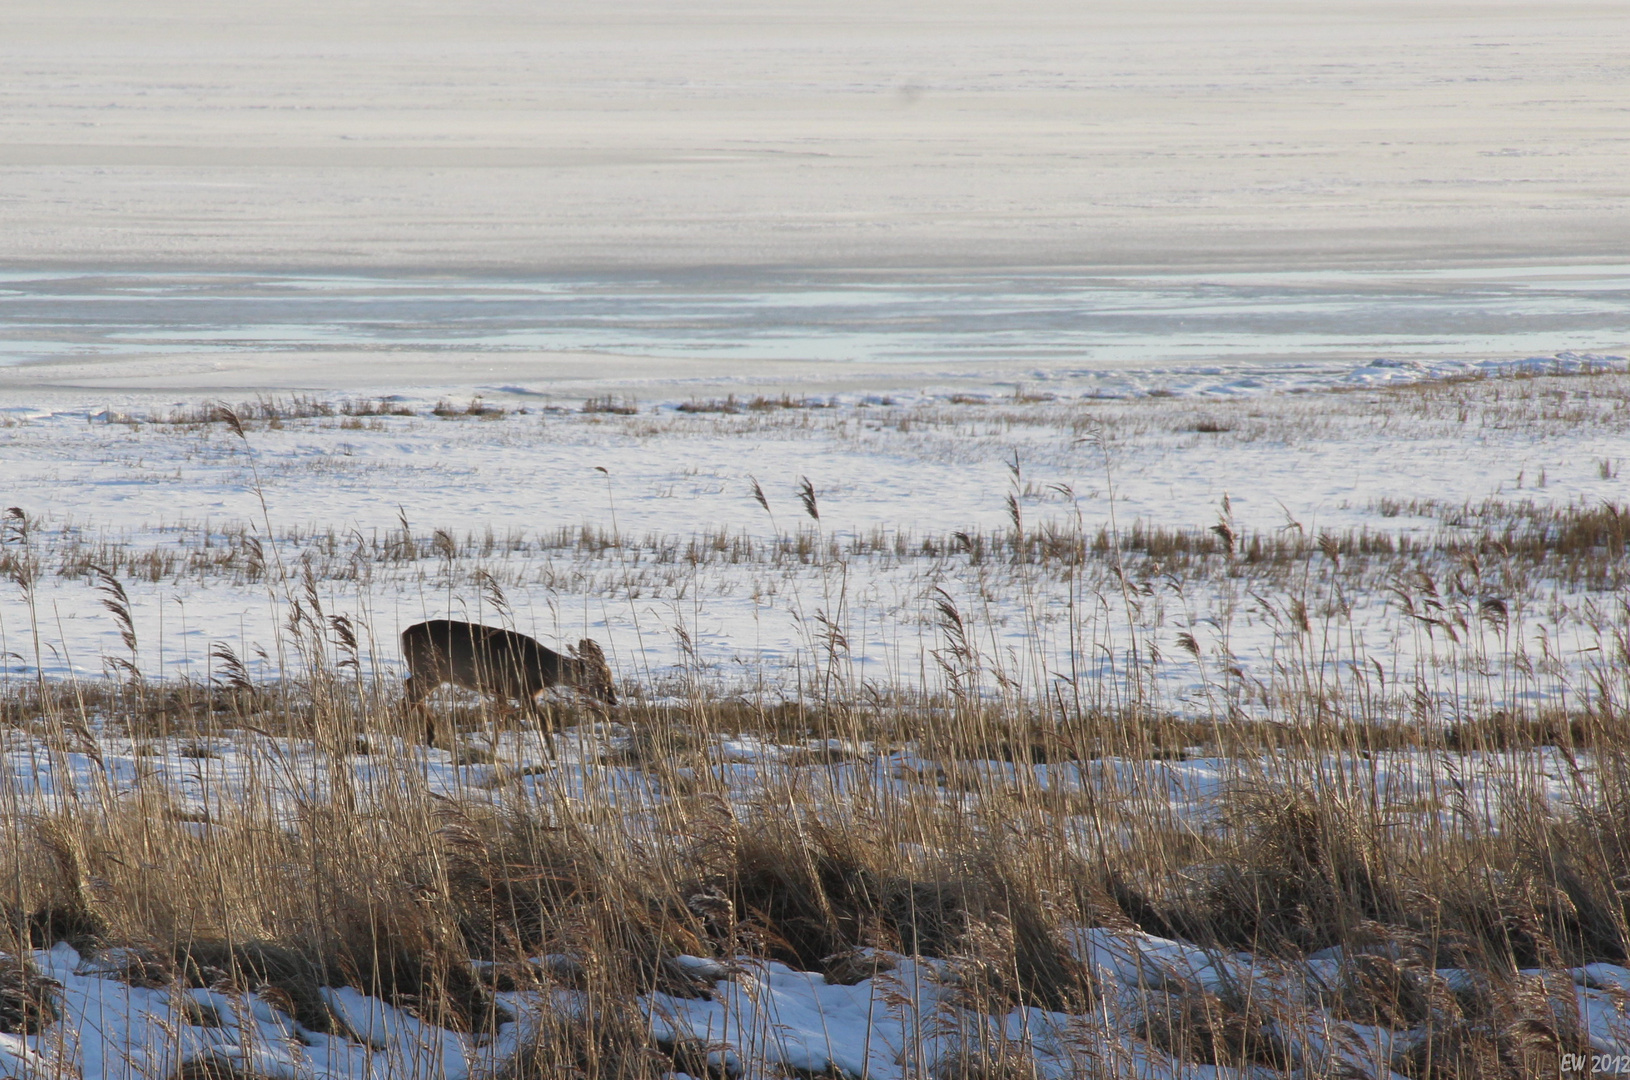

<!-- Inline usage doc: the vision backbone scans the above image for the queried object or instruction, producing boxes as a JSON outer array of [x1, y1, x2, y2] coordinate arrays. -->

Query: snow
[[2, 346, 1628, 725], [1, 343, 1622, 1074], [10, 935, 1629, 1079]]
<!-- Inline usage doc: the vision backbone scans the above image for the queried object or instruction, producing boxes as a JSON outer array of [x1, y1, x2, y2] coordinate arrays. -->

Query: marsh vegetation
[[4, 369, 1630, 1076]]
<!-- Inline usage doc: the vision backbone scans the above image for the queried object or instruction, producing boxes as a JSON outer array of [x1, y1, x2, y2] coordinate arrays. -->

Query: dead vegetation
[[2, 562, 1629, 1077], [136, 395, 416, 428], [581, 395, 640, 415], [13, 495, 1630, 604], [674, 393, 831, 414], [433, 395, 507, 418], [5, 370, 1630, 1074]]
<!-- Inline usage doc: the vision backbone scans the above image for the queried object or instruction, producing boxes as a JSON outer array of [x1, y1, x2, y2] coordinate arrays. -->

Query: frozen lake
[[3, 265, 1627, 400]]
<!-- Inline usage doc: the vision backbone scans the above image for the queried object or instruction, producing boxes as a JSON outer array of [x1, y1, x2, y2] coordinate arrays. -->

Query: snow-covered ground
[[3, 350, 1628, 715], [8, 927, 1630, 1078], [5, 356, 1627, 1075]]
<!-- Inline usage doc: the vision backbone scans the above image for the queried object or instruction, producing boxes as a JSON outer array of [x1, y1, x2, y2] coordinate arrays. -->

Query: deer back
[[402, 620, 569, 700]]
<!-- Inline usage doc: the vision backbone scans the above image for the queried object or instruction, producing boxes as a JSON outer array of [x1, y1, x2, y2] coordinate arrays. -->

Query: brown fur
[[401, 620, 617, 715]]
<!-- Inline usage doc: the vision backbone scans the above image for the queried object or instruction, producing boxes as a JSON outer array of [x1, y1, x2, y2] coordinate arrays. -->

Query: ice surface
[[2, 270, 1626, 395], [2, 1, 1627, 273]]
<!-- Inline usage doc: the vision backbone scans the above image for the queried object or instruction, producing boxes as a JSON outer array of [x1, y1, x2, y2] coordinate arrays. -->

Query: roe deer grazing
[[401, 620, 617, 713]]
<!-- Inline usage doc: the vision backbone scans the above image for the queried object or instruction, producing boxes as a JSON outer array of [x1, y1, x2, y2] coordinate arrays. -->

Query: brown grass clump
[[931, 1038, 1043, 1080], [675, 395, 743, 414], [172, 941, 338, 1033], [1107, 780, 1630, 979], [0, 953, 60, 1034], [1134, 989, 1290, 1071], [433, 396, 504, 418], [497, 1002, 670, 1080], [1195, 788, 1405, 955], [173, 1055, 277, 1080], [581, 395, 639, 415]]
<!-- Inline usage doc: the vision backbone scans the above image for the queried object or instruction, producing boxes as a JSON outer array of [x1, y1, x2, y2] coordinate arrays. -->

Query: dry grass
[[139, 395, 416, 428], [2, 625, 1627, 1076], [581, 395, 640, 416], [674, 394, 831, 414], [433, 396, 507, 419], [6, 370, 1630, 1075], [16, 495, 1630, 608]]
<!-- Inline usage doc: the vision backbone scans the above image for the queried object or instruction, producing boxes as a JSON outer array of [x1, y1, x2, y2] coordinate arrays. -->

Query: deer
[[401, 620, 617, 721]]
